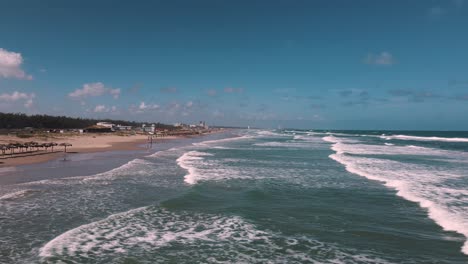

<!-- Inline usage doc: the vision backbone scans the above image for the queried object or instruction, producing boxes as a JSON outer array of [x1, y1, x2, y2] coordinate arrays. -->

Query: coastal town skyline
[[1, 0, 468, 130]]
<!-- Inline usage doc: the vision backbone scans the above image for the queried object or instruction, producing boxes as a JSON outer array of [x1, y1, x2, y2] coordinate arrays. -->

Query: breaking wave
[[323, 136, 468, 255]]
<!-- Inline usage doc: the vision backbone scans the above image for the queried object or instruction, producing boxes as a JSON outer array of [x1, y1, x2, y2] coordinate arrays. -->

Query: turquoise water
[[1, 130, 468, 263]]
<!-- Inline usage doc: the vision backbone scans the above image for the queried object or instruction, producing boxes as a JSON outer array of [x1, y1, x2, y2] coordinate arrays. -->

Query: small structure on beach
[[96, 122, 115, 129], [116, 125, 132, 131], [59, 143, 72, 153], [142, 124, 155, 133]]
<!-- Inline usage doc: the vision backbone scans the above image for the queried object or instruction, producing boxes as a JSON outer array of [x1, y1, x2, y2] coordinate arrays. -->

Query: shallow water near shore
[[1, 129, 468, 263]]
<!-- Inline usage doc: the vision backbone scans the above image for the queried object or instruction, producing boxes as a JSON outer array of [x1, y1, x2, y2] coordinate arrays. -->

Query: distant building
[[142, 124, 155, 133], [195, 121, 208, 129], [97, 122, 115, 131], [116, 125, 132, 131]]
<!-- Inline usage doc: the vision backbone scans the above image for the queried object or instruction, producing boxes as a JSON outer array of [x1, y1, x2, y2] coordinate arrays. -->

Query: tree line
[[0, 112, 175, 130]]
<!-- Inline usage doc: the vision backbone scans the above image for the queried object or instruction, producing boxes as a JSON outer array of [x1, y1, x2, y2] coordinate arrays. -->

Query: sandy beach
[[0, 133, 178, 167]]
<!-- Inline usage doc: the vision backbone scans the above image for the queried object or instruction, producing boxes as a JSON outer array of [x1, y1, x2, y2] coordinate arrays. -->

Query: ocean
[[1, 130, 467, 263]]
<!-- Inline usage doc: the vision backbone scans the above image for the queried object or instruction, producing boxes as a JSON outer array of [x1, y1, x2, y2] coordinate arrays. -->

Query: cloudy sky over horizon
[[1, 0, 468, 130]]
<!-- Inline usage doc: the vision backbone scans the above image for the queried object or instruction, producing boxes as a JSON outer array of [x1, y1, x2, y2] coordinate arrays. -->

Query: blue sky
[[0, 0, 468, 130]]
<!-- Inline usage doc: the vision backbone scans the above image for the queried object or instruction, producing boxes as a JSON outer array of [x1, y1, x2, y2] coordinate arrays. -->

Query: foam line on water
[[175, 149, 317, 185], [0, 189, 36, 201], [19, 158, 155, 187], [0, 166, 16, 175], [253, 141, 317, 148], [330, 142, 468, 160], [176, 151, 213, 185], [193, 135, 252, 147], [39, 206, 148, 258], [146, 147, 180, 158], [255, 130, 290, 137], [324, 136, 468, 255], [293, 135, 327, 142], [39, 206, 394, 263], [39, 206, 272, 259], [380, 134, 468, 143]]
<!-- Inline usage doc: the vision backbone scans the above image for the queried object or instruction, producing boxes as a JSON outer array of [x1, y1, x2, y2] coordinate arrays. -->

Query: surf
[[324, 135, 468, 255], [380, 134, 468, 143]]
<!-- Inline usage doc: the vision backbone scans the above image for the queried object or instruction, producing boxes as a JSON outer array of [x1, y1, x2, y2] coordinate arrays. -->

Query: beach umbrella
[[39, 143, 47, 151], [21, 143, 28, 152], [28, 141, 39, 151], [25, 141, 37, 151], [59, 143, 72, 153], [7, 143, 18, 154], [15, 143, 24, 153], [0, 144, 7, 155], [50, 142, 58, 152]]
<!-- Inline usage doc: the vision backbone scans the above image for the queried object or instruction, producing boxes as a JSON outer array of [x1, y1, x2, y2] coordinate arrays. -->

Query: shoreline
[[0, 132, 224, 168]]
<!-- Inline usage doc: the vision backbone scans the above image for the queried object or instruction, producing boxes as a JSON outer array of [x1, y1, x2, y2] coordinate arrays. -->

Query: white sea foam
[[176, 148, 321, 186], [253, 141, 315, 148], [256, 130, 289, 137], [19, 158, 156, 187], [59, 158, 156, 184], [380, 134, 468, 143], [284, 130, 314, 135], [147, 147, 180, 158], [324, 136, 468, 255], [328, 140, 468, 161], [0, 189, 36, 201], [0, 166, 16, 175], [322, 135, 339, 143], [322, 135, 361, 145], [40, 207, 394, 263], [176, 151, 214, 184], [212, 146, 232, 149], [293, 135, 325, 142], [193, 135, 252, 147], [39, 207, 272, 259]]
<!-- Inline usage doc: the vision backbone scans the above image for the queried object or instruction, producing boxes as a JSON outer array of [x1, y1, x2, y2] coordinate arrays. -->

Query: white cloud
[[93, 105, 117, 113], [24, 99, 34, 108], [69, 82, 121, 99], [94, 105, 107, 113], [109, 88, 121, 99], [364, 52, 395, 65], [186, 101, 193, 108], [0, 48, 32, 80], [139, 101, 160, 110], [0, 91, 35, 108]]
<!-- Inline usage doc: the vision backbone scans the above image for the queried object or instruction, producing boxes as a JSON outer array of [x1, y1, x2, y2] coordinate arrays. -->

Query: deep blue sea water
[[1, 130, 468, 263]]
